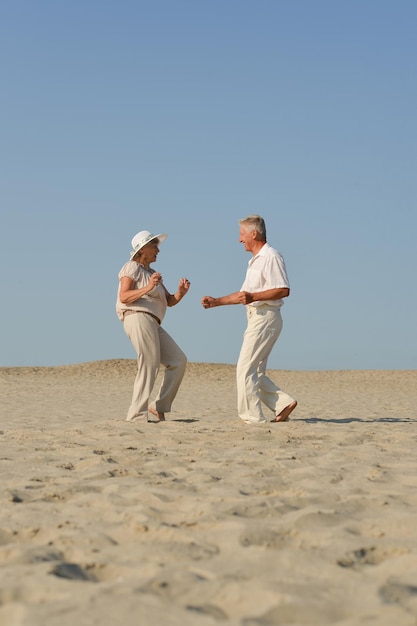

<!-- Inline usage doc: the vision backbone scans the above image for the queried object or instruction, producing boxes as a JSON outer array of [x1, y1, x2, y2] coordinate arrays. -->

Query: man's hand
[[201, 296, 217, 309], [237, 291, 254, 305]]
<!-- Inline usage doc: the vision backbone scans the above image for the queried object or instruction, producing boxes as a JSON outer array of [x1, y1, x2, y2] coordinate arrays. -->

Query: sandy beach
[[1, 361, 417, 625]]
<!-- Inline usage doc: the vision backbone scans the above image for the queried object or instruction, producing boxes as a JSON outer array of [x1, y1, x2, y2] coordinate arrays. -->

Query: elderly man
[[202, 215, 297, 424]]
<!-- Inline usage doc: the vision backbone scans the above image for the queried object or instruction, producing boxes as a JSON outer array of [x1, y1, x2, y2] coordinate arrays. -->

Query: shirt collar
[[248, 242, 269, 264]]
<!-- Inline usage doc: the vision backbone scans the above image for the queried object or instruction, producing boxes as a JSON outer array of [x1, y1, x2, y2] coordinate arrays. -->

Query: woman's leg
[[150, 327, 187, 417], [124, 314, 160, 421]]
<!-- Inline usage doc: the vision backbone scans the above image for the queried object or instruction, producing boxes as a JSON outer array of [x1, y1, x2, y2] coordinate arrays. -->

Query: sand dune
[[1, 361, 417, 625]]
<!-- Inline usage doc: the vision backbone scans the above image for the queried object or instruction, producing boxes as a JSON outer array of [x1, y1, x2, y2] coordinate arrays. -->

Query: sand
[[1, 361, 417, 625]]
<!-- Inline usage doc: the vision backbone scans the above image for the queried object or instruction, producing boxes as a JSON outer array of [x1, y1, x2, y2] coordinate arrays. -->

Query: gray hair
[[239, 215, 266, 241]]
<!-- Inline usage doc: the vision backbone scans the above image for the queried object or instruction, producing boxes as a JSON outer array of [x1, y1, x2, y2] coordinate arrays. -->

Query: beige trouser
[[123, 313, 187, 421], [236, 305, 295, 424]]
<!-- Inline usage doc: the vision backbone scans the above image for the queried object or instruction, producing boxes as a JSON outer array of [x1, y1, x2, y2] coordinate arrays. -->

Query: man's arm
[[201, 292, 243, 308], [202, 287, 289, 308], [241, 287, 290, 304]]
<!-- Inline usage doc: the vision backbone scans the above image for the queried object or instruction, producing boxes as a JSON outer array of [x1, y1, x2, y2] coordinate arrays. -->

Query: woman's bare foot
[[148, 407, 165, 421], [271, 400, 297, 423]]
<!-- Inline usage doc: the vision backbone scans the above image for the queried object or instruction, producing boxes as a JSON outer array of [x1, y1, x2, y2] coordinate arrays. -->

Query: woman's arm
[[119, 274, 162, 304], [164, 277, 191, 307]]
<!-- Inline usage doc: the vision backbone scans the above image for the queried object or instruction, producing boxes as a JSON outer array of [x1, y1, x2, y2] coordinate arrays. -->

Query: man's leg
[[236, 308, 280, 423], [257, 311, 297, 421]]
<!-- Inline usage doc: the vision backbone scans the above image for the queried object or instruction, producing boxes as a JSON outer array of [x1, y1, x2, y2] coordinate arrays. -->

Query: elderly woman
[[116, 230, 190, 422]]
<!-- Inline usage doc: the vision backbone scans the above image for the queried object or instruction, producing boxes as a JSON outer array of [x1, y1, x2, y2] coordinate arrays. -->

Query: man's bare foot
[[271, 400, 297, 423], [148, 407, 165, 421]]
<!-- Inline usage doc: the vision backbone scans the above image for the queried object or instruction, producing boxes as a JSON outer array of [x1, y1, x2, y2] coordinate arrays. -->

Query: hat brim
[[130, 233, 168, 258]]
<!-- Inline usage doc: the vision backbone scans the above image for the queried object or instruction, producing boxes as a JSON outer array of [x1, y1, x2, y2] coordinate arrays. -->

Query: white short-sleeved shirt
[[116, 260, 167, 322], [240, 243, 290, 308]]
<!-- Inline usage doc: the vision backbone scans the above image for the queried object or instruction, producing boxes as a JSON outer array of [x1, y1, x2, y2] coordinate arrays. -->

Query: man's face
[[239, 226, 255, 252]]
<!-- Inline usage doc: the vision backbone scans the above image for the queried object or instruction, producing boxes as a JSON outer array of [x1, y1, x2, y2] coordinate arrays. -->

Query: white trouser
[[236, 306, 294, 424], [123, 313, 187, 421]]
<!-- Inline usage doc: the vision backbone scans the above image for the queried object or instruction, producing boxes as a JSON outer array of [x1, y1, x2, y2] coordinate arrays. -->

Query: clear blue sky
[[1, 1, 416, 370]]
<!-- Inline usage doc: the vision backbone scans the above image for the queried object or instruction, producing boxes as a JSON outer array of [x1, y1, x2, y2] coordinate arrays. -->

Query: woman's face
[[140, 241, 160, 265]]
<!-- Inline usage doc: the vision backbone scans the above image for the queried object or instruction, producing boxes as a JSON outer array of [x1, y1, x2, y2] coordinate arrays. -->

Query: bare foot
[[148, 407, 165, 421], [271, 400, 297, 423]]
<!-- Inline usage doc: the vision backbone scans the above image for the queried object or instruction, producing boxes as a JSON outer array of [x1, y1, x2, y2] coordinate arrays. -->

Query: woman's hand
[[166, 277, 191, 306], [149, 272, 162, 290], [177, 277, 191, 298]]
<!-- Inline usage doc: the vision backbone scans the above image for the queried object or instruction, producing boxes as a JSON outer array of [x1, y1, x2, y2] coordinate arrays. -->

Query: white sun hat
[[130, 230, 168, 258]]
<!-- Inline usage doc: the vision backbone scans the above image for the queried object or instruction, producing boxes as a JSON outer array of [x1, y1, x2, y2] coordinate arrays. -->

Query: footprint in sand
[[380, 581, 417, 606], [338, 545, 409, 568], [50, 562, 97, 582], [240, 528, 291, 549]]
